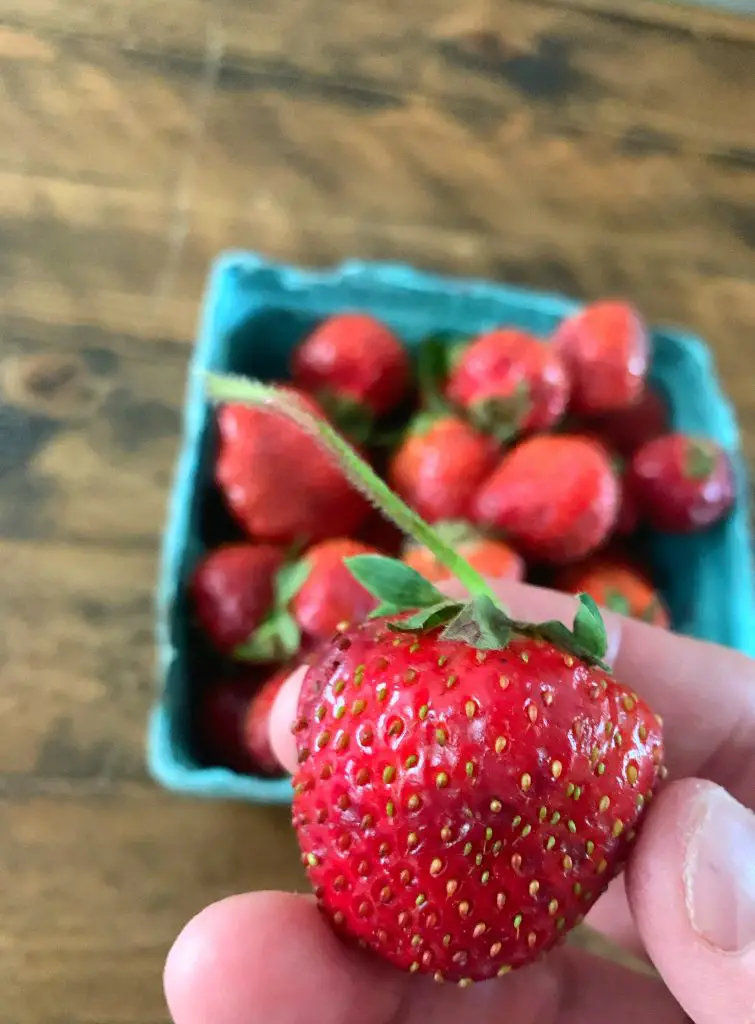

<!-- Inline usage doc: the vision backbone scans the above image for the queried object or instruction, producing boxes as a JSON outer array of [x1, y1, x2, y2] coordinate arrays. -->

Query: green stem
[[205, 373, 498, 603]]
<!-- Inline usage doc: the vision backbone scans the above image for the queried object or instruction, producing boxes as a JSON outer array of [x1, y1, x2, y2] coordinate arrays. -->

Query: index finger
[[270, 581, 755, 807]]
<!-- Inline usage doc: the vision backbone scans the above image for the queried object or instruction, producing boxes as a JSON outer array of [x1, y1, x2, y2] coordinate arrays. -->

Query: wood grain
[[0, 0, 753, 1020]]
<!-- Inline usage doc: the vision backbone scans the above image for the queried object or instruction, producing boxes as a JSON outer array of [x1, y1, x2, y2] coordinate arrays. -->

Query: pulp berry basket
[[149, 252, 755, 804]]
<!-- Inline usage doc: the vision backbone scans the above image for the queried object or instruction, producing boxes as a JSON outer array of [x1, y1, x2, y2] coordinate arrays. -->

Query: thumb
[[627, 778, 755, 1024]]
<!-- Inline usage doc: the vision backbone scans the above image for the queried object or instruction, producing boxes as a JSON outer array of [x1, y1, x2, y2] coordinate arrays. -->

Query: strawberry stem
[[205, 374, 499, 604]]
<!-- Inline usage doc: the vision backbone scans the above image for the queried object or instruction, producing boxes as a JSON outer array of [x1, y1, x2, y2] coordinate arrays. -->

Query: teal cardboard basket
[[149, 252, 755, 803]]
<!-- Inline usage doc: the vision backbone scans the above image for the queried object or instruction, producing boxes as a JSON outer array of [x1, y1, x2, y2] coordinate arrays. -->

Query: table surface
[[1, 0, 754, 1019]]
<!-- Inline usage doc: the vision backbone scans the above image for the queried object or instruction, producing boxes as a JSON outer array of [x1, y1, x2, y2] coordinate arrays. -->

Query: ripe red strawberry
[[586, 385, 668, 458], [190, 543, 285, 656], [388, 415, 498, 523], [556, 557, 669, 628], [446, 329, 569, 438], [205, 373, 666, 985], [244, 665, 291, 776], [403, 522, 525, 585], [629, 433, 735, 533], [472, 434, 620, 564], [293, 611, 663, 984], [553, 300, 649, 414], [292, 538, 380, 641], [292, 313, 411, 419], [215, 388, 369, 544]]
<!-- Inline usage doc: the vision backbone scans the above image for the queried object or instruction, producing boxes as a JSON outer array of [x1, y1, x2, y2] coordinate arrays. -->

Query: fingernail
[[685, 786, 755, 953]]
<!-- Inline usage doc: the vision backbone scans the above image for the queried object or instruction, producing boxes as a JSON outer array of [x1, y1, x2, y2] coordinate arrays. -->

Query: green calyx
[[469, 384, 533, 444], [313, 390, 375, 447], [346, 556, 610, 669], [206, 373, 611, 671], [684, 439, 717, 481], [233, 559, 311, 663], [416, 333, 467, 415]]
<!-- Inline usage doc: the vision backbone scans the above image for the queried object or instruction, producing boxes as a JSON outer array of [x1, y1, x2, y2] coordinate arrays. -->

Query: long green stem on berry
[[205, 373, 499, 603]]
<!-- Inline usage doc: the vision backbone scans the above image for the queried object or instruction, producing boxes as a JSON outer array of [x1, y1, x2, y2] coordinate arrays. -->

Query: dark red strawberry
[[215, 387, 369, 544], [446, 328, 569, 438], [472, 434, 620, 564], [244, 665, 291, 776], [629, 433, 735, 533], [586, 385, 668, 457], [403, 522, 525, 585], [292, 538, 380, 641], [190, 543, 285, 656], [204, 375, 665, 986], [196, 676, 260, 775], [388, 415, 498, 523], [615, 462, 640, 537], [556, 557, 669, 628], [292, 313, 411, 420], [190, 543, 312, 663], [358, 508, 405, 556], [553, 300, 649, 414]]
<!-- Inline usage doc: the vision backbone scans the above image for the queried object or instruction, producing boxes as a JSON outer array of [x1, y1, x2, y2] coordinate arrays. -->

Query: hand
[[164, 581, 755, 1024]]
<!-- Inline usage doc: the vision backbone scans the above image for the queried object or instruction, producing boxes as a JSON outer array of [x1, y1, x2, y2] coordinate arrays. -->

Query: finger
[[627, 778, 755, 1024], [164, 890, 685, 1024], [269, 665, 307, 774], [270, 581, 755, 801], [163, 891, 405, 1024]]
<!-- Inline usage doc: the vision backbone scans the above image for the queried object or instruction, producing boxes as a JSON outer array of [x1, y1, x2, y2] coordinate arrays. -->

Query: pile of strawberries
[[190, 301, 735, 779]]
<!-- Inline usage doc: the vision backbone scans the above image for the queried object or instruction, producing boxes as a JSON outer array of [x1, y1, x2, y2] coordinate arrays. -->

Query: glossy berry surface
[[472, 434, 620, 564], [215, 390, 369, 544], [292, 618, 664, 984], [190, 543, 284, 654], [389, 416, 498, 524], [553, 301, 649, 415], [293, 538, 379, 641], [446, 329, 569, 437], [629, 433, 735, 533], [292, 313, 410, 417]]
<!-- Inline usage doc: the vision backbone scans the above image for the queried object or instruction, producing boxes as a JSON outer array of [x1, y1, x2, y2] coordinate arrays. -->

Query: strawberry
[[402, 521, 525, 585], [446, 329, 569, 438], [196, 676, 261, 775], [244, 665, 291, 776], [472, 434, 620, 564], [586, 385, 668, 458], [189, 543, 284, 656], [629, 432, 735, 533], [215, 387, 369, 544], [553, 300, 649, 414], [358, 508, 405, 556], [556, 557, 669, 628], [388, 415, 498, 523], [190, 542, 312, 662], [292, 313, 411, 421], [292, 538, 380, 642], [204, 375, 665, 986]]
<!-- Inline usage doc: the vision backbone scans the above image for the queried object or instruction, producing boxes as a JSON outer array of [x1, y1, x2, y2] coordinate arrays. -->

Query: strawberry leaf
[[234, 612, 301, 662], [572, 593, 609, 660], [386, 601, 462, 633], [275, 559, 312, 607], [345, 554, 446, 611], [441, 596, 513, 650]]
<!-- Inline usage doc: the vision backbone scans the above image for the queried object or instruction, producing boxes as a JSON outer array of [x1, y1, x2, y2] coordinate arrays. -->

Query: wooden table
[[1, 0, 753, 1019]]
